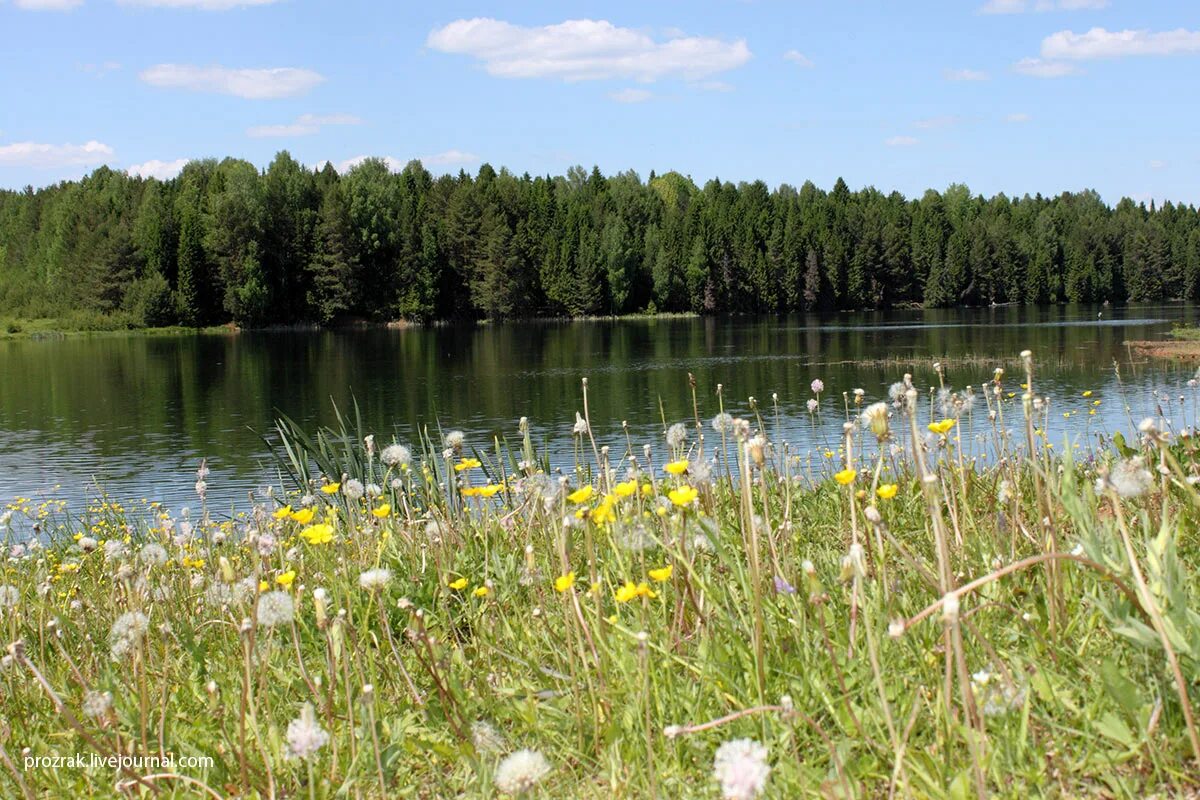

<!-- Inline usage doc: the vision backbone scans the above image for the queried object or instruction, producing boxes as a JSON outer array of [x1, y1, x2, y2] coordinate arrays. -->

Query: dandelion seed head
[[713, 738, 770, 800], [712, 412, 734, 434], [256, 591, 295, 628], [139, 543, 168, 566], [666, 422, 688, 450], [0, 584, 19, 609], [82, 690, 112, 719], [109, 611, 149, 661], [359, 568, 392, 591], [470, 720, 506, 755], [494, 749, 551, 795], [381, 444, 412, 467], [342, 479, 365, 500], [1107, 457, 1153, 498], [286, 703, 329, 761], [444, 430, 465, 450]]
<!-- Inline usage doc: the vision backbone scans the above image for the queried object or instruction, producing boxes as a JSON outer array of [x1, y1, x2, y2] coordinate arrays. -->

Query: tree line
[[1, 151, 1198, 327]]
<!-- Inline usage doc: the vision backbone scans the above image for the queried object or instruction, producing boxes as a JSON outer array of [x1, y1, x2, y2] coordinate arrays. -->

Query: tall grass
[[3, 353, 1200, 798]]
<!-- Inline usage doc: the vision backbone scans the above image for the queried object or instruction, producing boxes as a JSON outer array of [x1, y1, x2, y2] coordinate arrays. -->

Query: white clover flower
[[139, 543, 168, 566], [82, 690, 112, 719], [256, 591, 295, 628], [381, 443, 412, 467], [713, 738, 770, 800], [359, 568, 392, 592], [806, 399, 818, 413], [343, 479, 365, 500], [286, 703, 329, 761], [109, 611, 149, 661], [810, 379, 824, 394], [666, 422, 688, 450], [494, 749, 551, 795]]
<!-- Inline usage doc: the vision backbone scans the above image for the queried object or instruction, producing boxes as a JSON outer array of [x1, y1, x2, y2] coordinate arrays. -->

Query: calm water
[[1, 304, 1197, 513]]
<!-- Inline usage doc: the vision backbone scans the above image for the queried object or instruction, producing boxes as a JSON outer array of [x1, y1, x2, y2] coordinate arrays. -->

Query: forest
[[0, 151, 1197, 328]]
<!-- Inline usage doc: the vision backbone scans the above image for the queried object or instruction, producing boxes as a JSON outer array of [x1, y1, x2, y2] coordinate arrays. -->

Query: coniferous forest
[[1, 151, 1198, 328]]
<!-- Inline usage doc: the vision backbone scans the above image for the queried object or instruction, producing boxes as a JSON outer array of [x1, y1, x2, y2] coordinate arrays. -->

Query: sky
[[1, 0, 1198, 205]]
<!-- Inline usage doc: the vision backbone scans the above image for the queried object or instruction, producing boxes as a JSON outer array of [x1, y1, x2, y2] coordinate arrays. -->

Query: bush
[[123, 272, 177, 327]]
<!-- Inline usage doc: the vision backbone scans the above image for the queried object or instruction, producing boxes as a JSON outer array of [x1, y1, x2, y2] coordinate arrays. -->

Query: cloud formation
[[118, 0, 282, 7], [1042, 27, 1200, 59], [0, 140, 113, 168], [783, 50, 813, 68], [139, 64, 324, 98], [247, 113, 362, 138], [943, 68, 989, 81], [1011, 57, 1082, 77], [980, 0, 1107, 13], [126, 158, 189, 180], [12, 0, 83, 10], [608, 88, 652, 103], [885, 136, 918, 147], [914, 115, 961, 130], [426, 18, 751, 82], [1005, 112, 1032, 123]]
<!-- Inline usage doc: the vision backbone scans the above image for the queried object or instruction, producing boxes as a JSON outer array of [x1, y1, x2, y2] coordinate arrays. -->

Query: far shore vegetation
[[2, 153, 1198, 334]]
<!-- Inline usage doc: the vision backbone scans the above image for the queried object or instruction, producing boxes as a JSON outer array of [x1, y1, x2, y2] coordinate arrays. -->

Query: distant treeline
[[1, 152, 1198, 327]]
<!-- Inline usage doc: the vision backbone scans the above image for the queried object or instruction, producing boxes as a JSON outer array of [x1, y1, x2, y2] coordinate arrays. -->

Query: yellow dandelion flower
[[927, 419, 956, 435], [876, 484, 899, 500], [276, 570, 296, 588], [300, 523, 335, 545], [567, 485, 594, 504], [454, 458, 482, 472], [668, 485, 698, 507], [272, 505, 293, 520], [371, 504, 391, 519], [448, 577, 469, 591], [615, 581, 656, 603], [554, 571, 576, 593], [834, 468, 857, 485], [321, 483, 341, 495], [290, 507, 315, 525], [478, 484, 503, 498], [648, 565, 673, 582], [259, 580, 269, 592], [473, 586, 490, 597], [613, 479, 638, 498], [664, 459, 689, 476], [1082, 390, 1093, 398]]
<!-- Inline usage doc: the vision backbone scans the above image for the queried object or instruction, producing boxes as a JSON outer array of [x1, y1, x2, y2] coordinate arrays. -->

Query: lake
[[1, 304, 1197, 515]]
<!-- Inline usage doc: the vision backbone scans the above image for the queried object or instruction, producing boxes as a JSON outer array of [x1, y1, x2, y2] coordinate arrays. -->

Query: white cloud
[[426, 18, 751, 82], [943, 68, 989, 81], [609, 88, 652, 103], [139, 64, 324, 99], [246, 113, 362, 138], [1006, 112, 1032, 123], [885, 136, 919, 147], [914, 115, 961, 130], [1149, 159, 1167, 170], [695, 80, 733, 92], [118, 0, 282, 7], [420, 149, 479, 166], [783, 50, 813, 68], [980, 0, 1108, 12], [126, 158, 189, 180], [0, 140, 113, 168], [1011, 57, 1082, 77], [335, 155, 404, 173], [13, 0, 83, 10], [1042, 27, 1200, 59]]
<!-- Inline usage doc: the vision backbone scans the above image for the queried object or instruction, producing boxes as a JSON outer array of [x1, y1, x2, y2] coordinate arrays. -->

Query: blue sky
[[1, 0, 1198, 204]]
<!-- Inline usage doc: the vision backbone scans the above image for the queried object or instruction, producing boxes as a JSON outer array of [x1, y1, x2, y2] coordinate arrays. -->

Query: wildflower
[[773, 575, 796, 594], [567, 485, 594, 504], [572, 412, 589, 435], [454, 457, 482, 473], [381, 444, 412, 467], [861, 402, 890, 440], [82, 689, 112, 719], [371, 504, 391, 519], [613, 479, 638, 498], [276, 570, 296, 588], [321, 482, 341, 495], [471, 720, 506, 755], [494, 749, 551, 795], [286, 703, 329, 761], [833, 468, 856, 485], [810, 379, 824, 394], [806, 399, 819, 413], [290, 507, 315, 525], [103, 539, 126, 560], [648, 565, 673, 582], [139, 543, 168, 566], [256, 591, 295, 628], [1103, 457, 1153, 499], [272, 506, 292, 520], [664, 459, 689, 476], [590, 494, 617, 525], [478, 484, 503, 499], [343, 479, 365, 500], [554, 572, 576, 593], [712, 412, 734, 433], [358, 568, 392, 592], [666, 422, 688, 450], [109, 611, 150, 661], [0, 584, 18, 609], [713, 739, 770, 800], [928, 419, 956, 435], [448, 577, 469, 591], [615, 581, 656, 603], [300, 524, 335, 545], [444, 430, 466, 451], [876, 484, 898, 500], [668, 485, 698, 507], [473, 586, 490, 598], [78, 536, 98, 553]]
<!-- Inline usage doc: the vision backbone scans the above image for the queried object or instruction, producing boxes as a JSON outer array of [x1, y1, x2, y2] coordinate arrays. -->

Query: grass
[[0, 313, 233, 340], [3, 355, 1200, 798]]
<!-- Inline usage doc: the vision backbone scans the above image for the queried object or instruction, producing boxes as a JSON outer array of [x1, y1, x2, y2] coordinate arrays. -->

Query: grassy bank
[[0, 313, 234, 340], [3, 356, 1200, 798]]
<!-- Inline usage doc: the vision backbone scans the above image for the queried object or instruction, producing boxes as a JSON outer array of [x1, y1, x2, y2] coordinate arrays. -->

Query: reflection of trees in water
[[0, 304, 1195, 506]]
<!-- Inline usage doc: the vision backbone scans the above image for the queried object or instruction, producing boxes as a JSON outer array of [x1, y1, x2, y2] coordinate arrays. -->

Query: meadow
[[2, 351, 1199, 799]]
